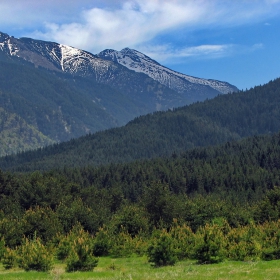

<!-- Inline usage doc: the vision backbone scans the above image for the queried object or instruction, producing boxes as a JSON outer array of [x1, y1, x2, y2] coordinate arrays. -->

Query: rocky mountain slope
[[0, 32, 182, 111], [0, 31, 238, 108], [0, 31, 239, 156], [98, 48, 238, 103]]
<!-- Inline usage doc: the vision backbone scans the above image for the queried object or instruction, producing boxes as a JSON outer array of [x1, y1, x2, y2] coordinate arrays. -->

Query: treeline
[[1, 186, 280, 272], [2, 131, 280, 209], [58, 132, 280, 203], [2, 217, 280, 272], [1, 131, 280, 270], [1, 77, 280, 171], [1, 132, 280, 244]]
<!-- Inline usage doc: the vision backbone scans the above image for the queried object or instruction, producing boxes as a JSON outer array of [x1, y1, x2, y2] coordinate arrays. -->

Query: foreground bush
[[147, 229, 177, 267], [0, 237, 5, 260], [259, 221, 280, 261], [194, 223, 226, 264], [17, 237, 53, 272], [66, 234, 98, 272], [93, 227, 112, 257], [226, 222, 262, 261], [2, 247, 18, 269], [56, 225, 84, 261], [93, 226, 148, 258], [169, 221, 195, 260], [109, 229, 135, 258]]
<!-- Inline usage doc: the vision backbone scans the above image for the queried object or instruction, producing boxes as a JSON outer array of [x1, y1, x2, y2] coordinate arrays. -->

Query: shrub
[[0, 217, 23, 248], [169, 220, 195, 260], [194, 223, 226, 264], [109, 229, 135, 258], [56, 224, 89, 261], [93, 227, 112, 257], [56, 235, 72, 261], [227, 240, 261, 261], [130, 233, 149, 256], [262, 247, 280, 261], [0, 237, 5, 260], [17, 237, 53, 272], [259, 221, 280, 261], [66, 236, 98, 272], [2, 247, 18, 269], [147, 229, 177, 267], [226, 223, 262, 261]]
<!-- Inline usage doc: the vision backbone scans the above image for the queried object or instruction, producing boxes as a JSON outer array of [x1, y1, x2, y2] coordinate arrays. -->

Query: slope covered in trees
[[0, 130, 280, 244], [0, 61, 143, 143], [1, 77, 280, 171], [1, 122, 280, 270], [0, 56, 179, 156], [0, 107, 54, 156]]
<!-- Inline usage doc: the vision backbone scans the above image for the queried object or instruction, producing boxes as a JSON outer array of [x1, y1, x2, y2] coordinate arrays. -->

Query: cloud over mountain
[[2, 0, 280, 56]]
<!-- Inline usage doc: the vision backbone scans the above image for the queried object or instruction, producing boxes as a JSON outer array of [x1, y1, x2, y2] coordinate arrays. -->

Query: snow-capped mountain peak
[[0, 31, 238, 108], [0, 33, 115, 79], [98, 47, 238, 96]]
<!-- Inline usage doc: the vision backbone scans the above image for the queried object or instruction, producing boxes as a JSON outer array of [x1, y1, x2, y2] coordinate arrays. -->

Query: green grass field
[[1, 256, 280, 280]]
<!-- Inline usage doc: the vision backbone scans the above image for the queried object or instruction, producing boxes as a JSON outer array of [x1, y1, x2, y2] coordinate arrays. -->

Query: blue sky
[[1, 0, 280, 90]]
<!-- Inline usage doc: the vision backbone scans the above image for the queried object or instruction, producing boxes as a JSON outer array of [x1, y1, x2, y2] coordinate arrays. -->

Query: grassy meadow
[[1, 256, 280, 280]]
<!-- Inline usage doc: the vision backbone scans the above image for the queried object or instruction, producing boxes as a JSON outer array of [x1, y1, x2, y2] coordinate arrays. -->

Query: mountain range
[[98, 48, 236, 99], [1, 75, 279, 172], [0, 31, 237, 156]]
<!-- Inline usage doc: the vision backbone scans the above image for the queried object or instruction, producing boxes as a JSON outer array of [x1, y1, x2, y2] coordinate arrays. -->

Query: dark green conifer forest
[[1, 77, 280, 271], [1, 77, 280, 172]]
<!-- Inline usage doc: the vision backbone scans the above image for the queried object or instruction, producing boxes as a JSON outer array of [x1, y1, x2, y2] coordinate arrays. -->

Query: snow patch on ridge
[[58, 44, 114, 82], [59, 44, 84, 72], [0, 31, 238, 106], [7, 39, 19, 56], [99, 48, 237, 95]]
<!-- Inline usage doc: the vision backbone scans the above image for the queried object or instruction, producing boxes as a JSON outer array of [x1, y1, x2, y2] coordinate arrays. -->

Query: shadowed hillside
[[0, 77, 279, 171]]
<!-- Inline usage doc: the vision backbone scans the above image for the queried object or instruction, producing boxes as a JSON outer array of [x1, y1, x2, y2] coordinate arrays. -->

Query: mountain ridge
[[0, 31, 238, 105], [0, 31, 239, 156], [98, 47, 238, 103], [1, 76, 279, 172], [0, 31, 185, 111]]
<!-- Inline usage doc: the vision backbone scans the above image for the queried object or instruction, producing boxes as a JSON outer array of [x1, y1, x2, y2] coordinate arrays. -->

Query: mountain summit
[[98, 48, 238, 103], [0, 31, 239, 156], [0, 32, 183, 111], [0, 31, 238, 107]]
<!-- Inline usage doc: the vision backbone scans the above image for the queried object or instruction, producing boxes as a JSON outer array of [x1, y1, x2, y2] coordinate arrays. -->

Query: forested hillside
[[0, 57, 179, 156], [1, 77, 279, 171], [1, 93, 280, 270], [0, 30, 241, 158], [0, 129, 280, 250], [0, 107, 54, 155], [0, 61, 145, 143]]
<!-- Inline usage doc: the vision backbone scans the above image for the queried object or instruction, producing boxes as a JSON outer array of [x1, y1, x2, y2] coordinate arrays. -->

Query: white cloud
[[1, 0, 280, 56], [252, 43, 264, 50], [138, 44, 235, 62], [30, 0, 212, 52], [179, 45, 233, 58], [23, 0, 280, 54], [138, 43, 264, 63]]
